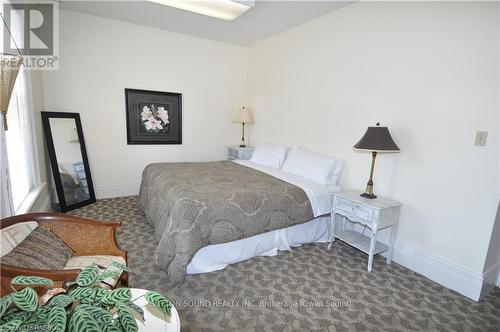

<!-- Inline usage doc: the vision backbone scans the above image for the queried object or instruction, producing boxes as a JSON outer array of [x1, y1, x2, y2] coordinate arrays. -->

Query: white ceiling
[[60, 1, 352, 45]]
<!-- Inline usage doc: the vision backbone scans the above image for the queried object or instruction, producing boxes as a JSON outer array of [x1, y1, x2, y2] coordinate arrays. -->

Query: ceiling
[[60, 1, 352, 45]]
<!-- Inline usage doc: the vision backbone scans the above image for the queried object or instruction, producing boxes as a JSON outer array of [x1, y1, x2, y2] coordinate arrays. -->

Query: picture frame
[[125, 88, 182, 144]]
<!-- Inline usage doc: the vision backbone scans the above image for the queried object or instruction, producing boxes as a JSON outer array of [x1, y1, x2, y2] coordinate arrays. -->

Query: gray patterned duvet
[[138, 161, 313, 284]]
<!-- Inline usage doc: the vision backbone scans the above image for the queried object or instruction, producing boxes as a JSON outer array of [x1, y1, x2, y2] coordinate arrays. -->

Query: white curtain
[[1, 10, 24, 217], [0, 115, 14, 218]]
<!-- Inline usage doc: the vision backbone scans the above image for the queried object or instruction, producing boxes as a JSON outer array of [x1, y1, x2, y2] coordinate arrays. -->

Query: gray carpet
[[69, 196, 500, 331]]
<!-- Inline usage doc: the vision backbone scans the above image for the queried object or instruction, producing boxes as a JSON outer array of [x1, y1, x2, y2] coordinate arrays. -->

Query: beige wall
[[42, 10, 248, 198], [36, 2, 500, 300], [247, 2, 499, 299]]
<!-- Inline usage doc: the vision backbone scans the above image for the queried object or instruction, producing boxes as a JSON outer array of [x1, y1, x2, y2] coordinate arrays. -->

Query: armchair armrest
[[0, 265, 81, 296], [1, 265, 80, 281]]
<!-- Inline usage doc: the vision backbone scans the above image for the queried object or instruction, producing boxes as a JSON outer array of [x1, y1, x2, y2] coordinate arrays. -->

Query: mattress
[[186, 160, 341, 274]]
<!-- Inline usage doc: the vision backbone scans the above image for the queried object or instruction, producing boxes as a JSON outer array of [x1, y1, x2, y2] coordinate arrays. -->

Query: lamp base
[[361, 151, 378, 199], [360, 192, 377, 199], [239, 144, 246, 148]]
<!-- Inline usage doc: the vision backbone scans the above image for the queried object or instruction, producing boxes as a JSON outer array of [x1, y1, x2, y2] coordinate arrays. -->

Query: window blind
[[5, 67, 35, 211]]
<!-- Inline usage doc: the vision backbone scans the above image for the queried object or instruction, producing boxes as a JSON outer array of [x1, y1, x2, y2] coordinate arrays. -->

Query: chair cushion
[[1, 226, 74, 270], [64, 255, 126, 287], [0, 221, 38, 257]]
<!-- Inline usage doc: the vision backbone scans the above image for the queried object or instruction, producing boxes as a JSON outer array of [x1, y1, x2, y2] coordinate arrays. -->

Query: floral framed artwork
[[125, 88, 182, 144]]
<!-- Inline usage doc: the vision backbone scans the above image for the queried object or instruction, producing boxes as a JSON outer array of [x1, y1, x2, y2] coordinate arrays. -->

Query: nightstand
[[329, 190, 401, 272], [228, 145, 254, 160]]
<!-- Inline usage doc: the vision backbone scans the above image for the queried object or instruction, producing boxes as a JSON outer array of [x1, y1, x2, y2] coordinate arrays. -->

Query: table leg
[[367, 228, 378, 272], [386, 208, 399, 264]]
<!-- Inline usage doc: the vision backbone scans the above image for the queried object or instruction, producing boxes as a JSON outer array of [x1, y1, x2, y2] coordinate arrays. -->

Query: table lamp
[[354, 122, 400, 199], [233, 106, 254, 147]]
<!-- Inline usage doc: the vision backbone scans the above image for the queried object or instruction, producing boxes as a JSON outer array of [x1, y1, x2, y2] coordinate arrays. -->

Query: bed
[[186, 160, 340, 274], [138, 146, 343, 284]]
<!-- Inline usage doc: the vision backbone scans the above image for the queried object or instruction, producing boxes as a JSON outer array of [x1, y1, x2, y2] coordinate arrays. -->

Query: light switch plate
[[474, 131, 488, 146]]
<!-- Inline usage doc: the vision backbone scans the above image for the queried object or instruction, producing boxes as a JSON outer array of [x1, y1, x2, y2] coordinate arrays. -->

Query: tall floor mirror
[[41, 112, 96, 212]]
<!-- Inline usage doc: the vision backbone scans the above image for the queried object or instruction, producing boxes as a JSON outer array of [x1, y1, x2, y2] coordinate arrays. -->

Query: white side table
[[130, 288, 180, 332], [329, 190, 401, 272], [228, 145, 254, 160]]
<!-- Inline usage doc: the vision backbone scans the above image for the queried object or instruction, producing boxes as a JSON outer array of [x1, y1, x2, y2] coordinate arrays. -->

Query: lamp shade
[[233, 106, 254, 124], [354, 124, 400, 152]]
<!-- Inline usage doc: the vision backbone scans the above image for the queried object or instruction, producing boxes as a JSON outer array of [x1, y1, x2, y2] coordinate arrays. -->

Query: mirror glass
[[42, 112, 95, 212]]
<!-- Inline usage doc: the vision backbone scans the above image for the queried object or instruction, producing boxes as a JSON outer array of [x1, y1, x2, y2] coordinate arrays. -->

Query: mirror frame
[[41, 111, 96, 212]]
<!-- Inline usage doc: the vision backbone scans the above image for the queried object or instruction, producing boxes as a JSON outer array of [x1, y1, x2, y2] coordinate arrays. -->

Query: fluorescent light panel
[[148, 0, 255, 21]]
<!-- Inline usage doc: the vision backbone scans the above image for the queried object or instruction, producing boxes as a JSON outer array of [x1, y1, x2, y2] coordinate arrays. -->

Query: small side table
[[329, 190, 401, 272], [130, 288, 180, 332], [228, 145, 254, 160]]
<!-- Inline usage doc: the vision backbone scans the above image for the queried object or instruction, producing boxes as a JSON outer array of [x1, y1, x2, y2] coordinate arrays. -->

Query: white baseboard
[[94, 184, 140, 199], [88, 188, 497, 300], [375, 233, 484, 301]]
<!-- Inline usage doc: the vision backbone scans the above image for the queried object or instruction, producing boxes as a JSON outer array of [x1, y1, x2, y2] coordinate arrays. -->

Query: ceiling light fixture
[[148, 0, 255, 21]]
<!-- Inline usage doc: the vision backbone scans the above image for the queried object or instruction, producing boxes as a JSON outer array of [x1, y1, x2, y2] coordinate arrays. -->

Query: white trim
[[58, 180, 500, 299], [66, 181, 500, 300], [15, 183, 47, 215], [375, 233, 484, 301], [94, 184, 140, 199], [25, 71, 42, 187]]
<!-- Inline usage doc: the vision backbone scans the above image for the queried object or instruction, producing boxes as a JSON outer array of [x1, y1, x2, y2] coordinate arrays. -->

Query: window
[[5, 67, 36, 211]]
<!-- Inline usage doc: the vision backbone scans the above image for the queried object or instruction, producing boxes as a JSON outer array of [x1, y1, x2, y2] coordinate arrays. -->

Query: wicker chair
[[0, 213, 128, 296]]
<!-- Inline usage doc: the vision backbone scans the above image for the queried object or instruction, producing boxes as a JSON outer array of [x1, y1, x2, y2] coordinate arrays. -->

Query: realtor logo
[[2, 1, 58, 69]]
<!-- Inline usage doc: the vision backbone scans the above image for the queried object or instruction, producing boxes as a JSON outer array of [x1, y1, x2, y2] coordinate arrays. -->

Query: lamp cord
[[0, 11, 23, 58]]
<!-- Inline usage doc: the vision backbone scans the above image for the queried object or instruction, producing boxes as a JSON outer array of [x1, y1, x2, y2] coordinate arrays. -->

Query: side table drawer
[[335, 198, 371, 220]]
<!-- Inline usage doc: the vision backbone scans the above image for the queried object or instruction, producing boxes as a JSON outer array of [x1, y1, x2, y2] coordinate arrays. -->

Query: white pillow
[[282, 149, 344, 185], [250, 144, 289, 168]]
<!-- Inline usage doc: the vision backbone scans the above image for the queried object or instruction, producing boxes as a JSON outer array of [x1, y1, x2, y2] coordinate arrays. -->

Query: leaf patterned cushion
[[1, 226, 74, 270]]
